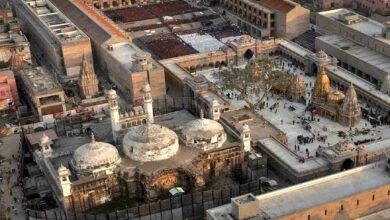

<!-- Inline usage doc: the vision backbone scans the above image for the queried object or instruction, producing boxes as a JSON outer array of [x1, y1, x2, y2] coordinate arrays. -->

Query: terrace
[[23, 0, 87, 42]]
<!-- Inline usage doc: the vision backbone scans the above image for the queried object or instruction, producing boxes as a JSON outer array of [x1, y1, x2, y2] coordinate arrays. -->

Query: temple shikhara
[[311, 67, 362, 127]]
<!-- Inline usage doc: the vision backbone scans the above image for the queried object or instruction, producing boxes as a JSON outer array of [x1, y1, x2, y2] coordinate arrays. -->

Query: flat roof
[[325, 65, 390, 105], [104, 41, 139, 71], [318, 8, 390, 45], [259, 138, 328, 173], [23, 0, 88, 42], [318, 35, 390, 74], [208, 162, 390, 219], [19, 67, 63, 96], [279, 39, 310, 57]]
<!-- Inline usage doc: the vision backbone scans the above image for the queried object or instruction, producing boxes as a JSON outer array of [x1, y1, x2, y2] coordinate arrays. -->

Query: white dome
[[123, 123, 179, 162], [181, 117, 227, 151], [72, 134, 121, 176]]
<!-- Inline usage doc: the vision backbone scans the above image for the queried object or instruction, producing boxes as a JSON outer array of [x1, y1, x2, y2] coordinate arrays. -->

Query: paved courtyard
[[197, 59, 390, 158]]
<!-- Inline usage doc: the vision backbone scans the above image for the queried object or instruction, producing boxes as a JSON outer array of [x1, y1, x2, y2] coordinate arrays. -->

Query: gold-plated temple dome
[[327, 88, 345, 106]]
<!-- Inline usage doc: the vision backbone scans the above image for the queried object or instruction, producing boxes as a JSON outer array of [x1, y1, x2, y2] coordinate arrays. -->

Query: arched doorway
[[341, 158, 354, 171], [243, 49, 254, 60]]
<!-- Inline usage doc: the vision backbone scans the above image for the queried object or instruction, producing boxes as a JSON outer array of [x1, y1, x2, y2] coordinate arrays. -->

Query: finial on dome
[[200, 109, 204, 119]]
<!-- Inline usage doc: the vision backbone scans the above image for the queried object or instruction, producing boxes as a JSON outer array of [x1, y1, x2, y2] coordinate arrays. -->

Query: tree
[[217, 57, 281, 110]]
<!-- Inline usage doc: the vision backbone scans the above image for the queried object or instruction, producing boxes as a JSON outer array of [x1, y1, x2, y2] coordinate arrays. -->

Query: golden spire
[[313, 66, 331, 100]]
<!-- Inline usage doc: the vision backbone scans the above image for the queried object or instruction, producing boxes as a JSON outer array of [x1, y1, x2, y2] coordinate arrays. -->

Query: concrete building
[[18, 67, 66, 119], [207, 158, 390, 220], [316, 9, 390, 91], [355, 0, 390, 16], [218, 0, 310, 39], [12, 0, 93, 82], [313, 0, 352, 11], [0, 69, 19, 110], [46, 0, 166, 103]]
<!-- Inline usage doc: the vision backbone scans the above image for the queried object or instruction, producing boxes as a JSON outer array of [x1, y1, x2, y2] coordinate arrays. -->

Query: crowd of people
[[0, 142, 25, 220]]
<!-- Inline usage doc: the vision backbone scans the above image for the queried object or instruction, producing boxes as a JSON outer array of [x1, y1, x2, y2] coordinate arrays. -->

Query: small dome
[[143, 83, 151, 93], [123, 123, 179, 162], [239, 124, 250, 133], [72, 134, 121, 175], [106, 89, 117, 96], [40, 133, 51, 145], [327, 89, 345, 104], [317, 50, 328, 59], [181, 115, 227, 151]]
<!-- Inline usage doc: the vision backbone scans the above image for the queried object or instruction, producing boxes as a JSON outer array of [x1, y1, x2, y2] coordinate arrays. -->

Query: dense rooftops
[[19, 66, 62, 96]]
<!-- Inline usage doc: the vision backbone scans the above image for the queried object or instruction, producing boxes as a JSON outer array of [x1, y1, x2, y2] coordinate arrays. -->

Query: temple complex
[[311, 67, 362, 127]]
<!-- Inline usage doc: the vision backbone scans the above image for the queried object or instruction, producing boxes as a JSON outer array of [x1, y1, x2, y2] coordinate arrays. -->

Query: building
[[0, 8, 31, 70], [18, 67, 66, 119], [311, 67, 362, 127], [23, 84, 253, 213], [355, 0, 390, 16], [0, 69, 19, 110], [207, 157, 390, 220], [217, 0, 310, 39], [316, 9, 390, 88], [313, 0, 351, 11], [11, 0, 93, 82], [46, 0, 166, 103]]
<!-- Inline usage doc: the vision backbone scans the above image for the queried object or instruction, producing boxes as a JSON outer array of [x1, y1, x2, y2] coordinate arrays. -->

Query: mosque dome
[[40, 133, 51, 145], [181, 112, 227, 151], [72, 134, 121, 177], [123, 122, 179, 162]]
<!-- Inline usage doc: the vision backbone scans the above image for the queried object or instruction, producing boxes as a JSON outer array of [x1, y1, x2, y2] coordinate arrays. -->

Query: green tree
[[218, 57, 280, 109]]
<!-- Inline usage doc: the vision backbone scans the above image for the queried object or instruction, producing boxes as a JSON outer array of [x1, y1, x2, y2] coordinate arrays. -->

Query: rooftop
[[208, 162, 390, 219], [104, 40, 139, 71], [317, 35, 390, 74], [318, 8, 390, 44], [23, 0, 88, 42], [19, 67, 63, 96]]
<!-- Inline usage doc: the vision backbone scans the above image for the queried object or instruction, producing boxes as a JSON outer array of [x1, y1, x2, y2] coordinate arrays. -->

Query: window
[[388, 190, 390, 196], [340, 204, 344, 211], [307, 215, 310, 220], [357, 199, 359, 206], [372, 194, 375, 200], [324, 209, 327, 215]]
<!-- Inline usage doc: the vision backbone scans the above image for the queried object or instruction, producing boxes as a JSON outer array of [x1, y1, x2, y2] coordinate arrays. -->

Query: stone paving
[[0, 134, 26, 220]]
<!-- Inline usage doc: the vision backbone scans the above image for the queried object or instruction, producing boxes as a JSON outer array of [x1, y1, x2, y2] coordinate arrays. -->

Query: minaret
[[58, 164, 72, 197], [106, 89, 120, 142], [209, 100, 221, 120], [38, 133, 53, 158], [143, 83, 154, 123], [240, 124, 251, 152]]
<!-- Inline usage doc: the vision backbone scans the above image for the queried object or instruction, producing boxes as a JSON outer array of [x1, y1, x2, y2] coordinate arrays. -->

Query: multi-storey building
[[316, 9, 390, 89], [11, 0, 93, 82], [0, 70, 19, 110], [18, 66, 66, 119], [0, 8, 31, 70], [207, 158, 390, 220], [218, 0, 310, 39]]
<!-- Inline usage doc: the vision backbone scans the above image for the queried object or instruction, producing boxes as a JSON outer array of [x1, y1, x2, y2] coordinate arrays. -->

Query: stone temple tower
[[339, 83, 361, 127], [143, 83, 154, 123], [106, 89, 120, 142], [79, 57, 99, 98]]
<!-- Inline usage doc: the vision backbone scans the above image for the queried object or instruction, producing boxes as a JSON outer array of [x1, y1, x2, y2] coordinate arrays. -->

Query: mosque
[[29, 83, 252, 213], [311, 67, 362, 127]]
